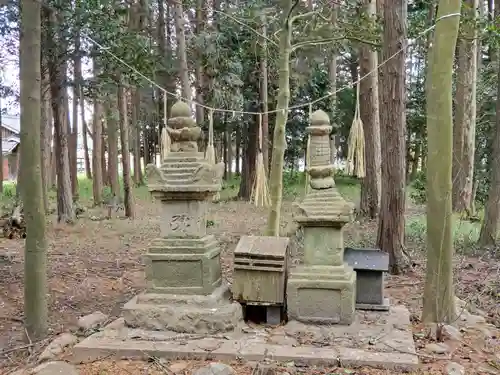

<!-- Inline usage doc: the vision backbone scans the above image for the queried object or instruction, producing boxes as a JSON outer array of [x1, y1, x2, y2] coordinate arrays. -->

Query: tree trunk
[[71, 27, 81, 199], [48, 9, 73, 223], [117, 85, 135, 217], [422, 0, 460, 324], [329, 5, 338, 164], [194, 0, 205, 128], [105, 98, 120, 197], [452, 0, 479, 213], [478, 4, 500, 246], [260, 13, 269, 175], [132, 89, 143, 185], [20, 0, 48, 340], [376, 0, 406, 274], [235, 125, 241, 174], [101, 121, 108, 185], [171, 0, 191, 104], [40, 59, 52, 212], [266, 0, 293, 236], [92, 92, 104, 205], [238, 116, 257, 199], [359, 0, 381, 219], [81, 101, 92, 180]]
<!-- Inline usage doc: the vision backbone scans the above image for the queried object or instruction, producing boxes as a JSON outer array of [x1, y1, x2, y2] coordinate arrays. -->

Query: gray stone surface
[[123, 284, 243, 334], [73, 305, 418, 371], [193, 363, 236, 375], [445, 362, 465, 375], [39, 333, 78, 361], [33, 361, 79, 375], [77, 311, 109, 331], [425, 342, 449, 354]]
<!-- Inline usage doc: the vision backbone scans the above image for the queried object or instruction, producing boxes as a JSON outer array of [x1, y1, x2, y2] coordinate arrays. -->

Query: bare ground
[[0, 197, 499, 374]]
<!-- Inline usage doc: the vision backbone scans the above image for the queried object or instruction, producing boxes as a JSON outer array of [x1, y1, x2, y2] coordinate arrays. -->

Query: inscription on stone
[[170, 214, 192, 232]]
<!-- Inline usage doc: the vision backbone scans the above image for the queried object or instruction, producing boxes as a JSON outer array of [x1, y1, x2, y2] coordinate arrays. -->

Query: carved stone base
[[144, 236, 221, 295], [286, 264, 356, 325], [122, 284, 243, 334]]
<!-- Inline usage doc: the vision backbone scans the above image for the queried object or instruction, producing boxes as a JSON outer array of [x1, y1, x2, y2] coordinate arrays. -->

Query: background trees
[[3, 0, 500, 340]]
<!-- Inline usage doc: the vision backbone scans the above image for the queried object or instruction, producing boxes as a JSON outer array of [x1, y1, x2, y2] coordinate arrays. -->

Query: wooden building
[[1, 114, 20, 181]]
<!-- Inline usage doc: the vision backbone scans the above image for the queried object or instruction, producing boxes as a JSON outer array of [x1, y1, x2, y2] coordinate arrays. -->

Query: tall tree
[[478, 0, 500, 247], [19, 0, 48, 340], [40, 60, 52, 212], [376, 0, 407, 273], [92, 51, 104, 206], [266, 0, 294, 236], [47, 7, 74, 223], [452, 0, 479, 213], [172, 0, 191, 104], [117, 85, 135, 217], [422, 0, 461, 325], [359, 0, 381, 219], [105, 97, 120, 197], [260, 12, 269, 174]]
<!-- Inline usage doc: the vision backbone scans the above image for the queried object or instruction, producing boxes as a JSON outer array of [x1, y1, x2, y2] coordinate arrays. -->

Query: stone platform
[[73, 305, 418, 371]]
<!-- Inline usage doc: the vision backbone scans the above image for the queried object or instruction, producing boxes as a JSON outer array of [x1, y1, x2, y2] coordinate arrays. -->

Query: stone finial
[[167, 101, 201, 152], [307, 110, 334, 190]]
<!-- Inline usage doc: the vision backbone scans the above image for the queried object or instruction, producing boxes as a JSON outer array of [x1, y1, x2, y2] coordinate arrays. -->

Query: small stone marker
[[233, 235, 289, 324], [344, 247, 389, 310]]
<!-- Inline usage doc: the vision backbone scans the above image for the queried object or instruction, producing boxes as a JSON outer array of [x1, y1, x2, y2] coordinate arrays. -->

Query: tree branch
[[291, 35, 380, 52], [290, 9, 322, 24], [213, 10, 280, 48], [291, 36, 345, 51]]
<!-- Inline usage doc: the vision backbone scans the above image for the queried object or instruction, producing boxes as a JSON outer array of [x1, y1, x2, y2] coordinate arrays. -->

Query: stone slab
[[122, 284, 243, 334], [356, 298, 390, 311], [74, 305, 418, 371]]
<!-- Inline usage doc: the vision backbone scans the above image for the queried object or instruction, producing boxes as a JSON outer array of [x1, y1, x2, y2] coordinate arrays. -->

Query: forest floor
[[0, 176, 499, 375]]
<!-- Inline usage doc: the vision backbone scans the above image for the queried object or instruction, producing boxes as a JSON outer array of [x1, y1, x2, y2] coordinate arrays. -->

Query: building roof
[[2, 136, 20, 155], [1, 114, 20, 135]]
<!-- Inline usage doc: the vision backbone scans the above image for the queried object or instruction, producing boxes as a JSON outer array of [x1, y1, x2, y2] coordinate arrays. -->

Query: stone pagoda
[[122, 101, 242, 334], [286, 109, 356, 325]]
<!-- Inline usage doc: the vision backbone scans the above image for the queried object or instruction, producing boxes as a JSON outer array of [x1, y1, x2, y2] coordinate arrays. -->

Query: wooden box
[[232, 236, 289, 305], [344, 247, 389, 310]]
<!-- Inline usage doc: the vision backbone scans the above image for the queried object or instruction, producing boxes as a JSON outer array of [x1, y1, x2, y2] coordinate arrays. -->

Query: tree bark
[[422, 0, 461, 324], [452, 0, 479, 213], [171, 0, 191, 104], [376, 0, 406, 274], [266, 0, 293, 236], [92, 99, 104, 205], [359, 0, 381, 219], [71, 22, 81, 199], [40, 58, 52, 212], [132, 89, 143, 185], [48, 8, 73, 223], [117, 85, 135, 218], [260, 13, 269, 174], [105, 97, 120, 197], [478, 0, 500, 246], [20, 0, 48, 340]]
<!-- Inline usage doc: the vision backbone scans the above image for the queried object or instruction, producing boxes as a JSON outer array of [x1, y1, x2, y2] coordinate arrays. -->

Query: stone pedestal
[[122, 101, 242, 333], [286, 110, 356, 325]]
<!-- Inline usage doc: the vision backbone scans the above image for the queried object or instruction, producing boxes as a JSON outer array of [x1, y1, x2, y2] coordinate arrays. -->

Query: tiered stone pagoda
[[122, 101, 242, 333], [286, 109, 357, 325]]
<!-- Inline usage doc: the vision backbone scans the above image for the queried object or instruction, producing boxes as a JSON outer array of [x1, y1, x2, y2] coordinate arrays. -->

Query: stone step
[[161, 167, 199, 175], [162, 172, 196, 180]]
